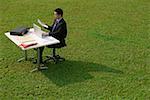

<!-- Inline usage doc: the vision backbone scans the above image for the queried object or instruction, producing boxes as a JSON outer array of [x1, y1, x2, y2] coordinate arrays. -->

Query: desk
[[5, 28, 60, 72]]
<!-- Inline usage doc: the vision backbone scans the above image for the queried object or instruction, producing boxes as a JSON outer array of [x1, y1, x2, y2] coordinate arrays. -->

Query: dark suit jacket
[[45, 18, 67, 48]]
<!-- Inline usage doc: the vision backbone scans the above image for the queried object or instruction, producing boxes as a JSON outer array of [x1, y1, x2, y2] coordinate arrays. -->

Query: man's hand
[[42, 32, 49, 38], [43, 24, 49, 29]]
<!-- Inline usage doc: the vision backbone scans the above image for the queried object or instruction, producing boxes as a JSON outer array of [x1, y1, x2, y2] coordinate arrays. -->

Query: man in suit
[[39, 8, 67, 63]]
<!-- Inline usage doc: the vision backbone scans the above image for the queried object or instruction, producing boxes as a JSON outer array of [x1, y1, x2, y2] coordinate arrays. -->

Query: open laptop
[[33, 23, 53, 41], [33, 23, 42, 38]]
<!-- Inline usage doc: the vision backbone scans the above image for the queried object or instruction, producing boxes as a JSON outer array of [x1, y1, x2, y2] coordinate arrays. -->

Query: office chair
[[44, 46, 66, 64]]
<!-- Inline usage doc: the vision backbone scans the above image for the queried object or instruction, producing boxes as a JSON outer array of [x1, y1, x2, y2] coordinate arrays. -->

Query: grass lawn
[[0, 0, 149, 99]]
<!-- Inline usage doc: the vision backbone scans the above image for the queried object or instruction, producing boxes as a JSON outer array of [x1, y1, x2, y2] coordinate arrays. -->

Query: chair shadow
[[41, 60, 123, 87]]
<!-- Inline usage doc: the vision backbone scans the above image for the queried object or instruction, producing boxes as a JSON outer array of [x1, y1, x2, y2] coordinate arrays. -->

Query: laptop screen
[[33, 23, 42, 38], [33, 23, 41, 32]]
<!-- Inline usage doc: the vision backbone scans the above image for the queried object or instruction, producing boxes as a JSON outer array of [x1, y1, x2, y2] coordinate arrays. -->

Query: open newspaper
[[37, 19, 48, 28]]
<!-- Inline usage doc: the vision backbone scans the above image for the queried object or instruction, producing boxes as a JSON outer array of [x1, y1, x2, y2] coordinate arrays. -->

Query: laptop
[[33, 23, 42, 38]]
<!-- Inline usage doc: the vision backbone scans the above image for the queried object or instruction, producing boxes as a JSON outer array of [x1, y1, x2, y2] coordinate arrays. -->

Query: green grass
[[0, 0, 149, 99]]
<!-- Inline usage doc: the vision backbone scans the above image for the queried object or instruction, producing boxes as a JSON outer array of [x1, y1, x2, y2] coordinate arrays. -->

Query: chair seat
[[47, 42, 66, 48]]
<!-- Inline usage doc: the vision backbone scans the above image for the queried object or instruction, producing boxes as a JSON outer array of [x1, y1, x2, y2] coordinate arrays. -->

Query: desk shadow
[[42, 60, 123, 86]]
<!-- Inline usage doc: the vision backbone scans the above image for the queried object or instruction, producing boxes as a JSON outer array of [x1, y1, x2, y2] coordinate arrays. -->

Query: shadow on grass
[[42, 60, 123, 86]]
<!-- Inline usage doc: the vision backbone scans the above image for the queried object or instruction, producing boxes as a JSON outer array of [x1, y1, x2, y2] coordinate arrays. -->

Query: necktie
[[52, 21, 58, 32]]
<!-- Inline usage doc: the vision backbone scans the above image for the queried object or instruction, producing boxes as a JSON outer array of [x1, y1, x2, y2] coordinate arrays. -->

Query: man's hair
[[54, 8, 63, 16]]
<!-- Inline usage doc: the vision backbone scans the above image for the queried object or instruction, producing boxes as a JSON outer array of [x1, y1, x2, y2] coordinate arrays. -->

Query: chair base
[[30, 66, 48, 72], [44, 55, 65, 64]]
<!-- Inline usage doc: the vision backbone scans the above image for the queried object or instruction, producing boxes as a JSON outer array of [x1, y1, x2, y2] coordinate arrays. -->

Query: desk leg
[[31, 47, 48, 72], [25, 50, 27, 61], [17, 50, 27, 62], [37, 47, 41, 68]]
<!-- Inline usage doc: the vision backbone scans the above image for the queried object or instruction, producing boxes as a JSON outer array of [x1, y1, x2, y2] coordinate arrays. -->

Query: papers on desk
[[32, 33, 55, 44], [19, 41, 37, 48], [14, 34, 36, 44], [37, 19, 48, 28], [14, 34, 38, 48]]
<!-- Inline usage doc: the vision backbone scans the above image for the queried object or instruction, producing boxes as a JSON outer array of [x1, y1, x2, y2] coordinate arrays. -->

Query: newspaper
[[37, 19, 48, 28]]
